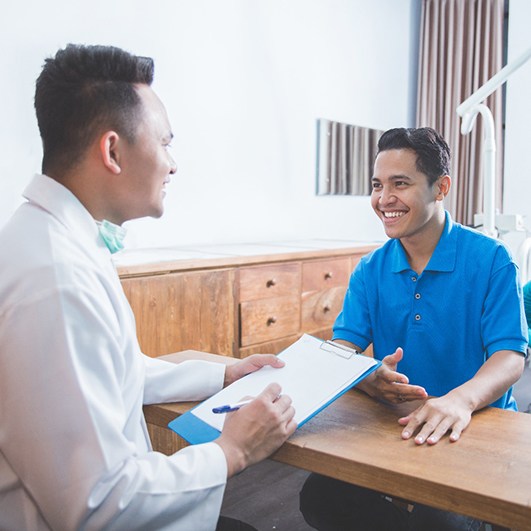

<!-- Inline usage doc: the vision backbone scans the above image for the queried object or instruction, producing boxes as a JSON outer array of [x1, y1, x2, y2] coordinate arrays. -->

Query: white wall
[[503, 0, 531, 227], [0, 0, 417, 248]]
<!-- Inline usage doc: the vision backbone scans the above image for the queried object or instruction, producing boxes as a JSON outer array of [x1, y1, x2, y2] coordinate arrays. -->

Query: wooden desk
[[145, 351, 531, 530]]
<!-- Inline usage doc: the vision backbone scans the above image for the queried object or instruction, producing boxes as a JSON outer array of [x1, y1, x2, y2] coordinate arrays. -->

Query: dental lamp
[[456, 46, 531, 238]]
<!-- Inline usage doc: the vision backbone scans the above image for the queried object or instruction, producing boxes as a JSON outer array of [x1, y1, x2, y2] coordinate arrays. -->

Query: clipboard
[[168, 334, 381, 444]]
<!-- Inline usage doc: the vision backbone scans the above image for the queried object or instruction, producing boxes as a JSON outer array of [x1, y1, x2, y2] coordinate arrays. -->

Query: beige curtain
[[317, 119, 383, 196], [417, 0, 505, 227]]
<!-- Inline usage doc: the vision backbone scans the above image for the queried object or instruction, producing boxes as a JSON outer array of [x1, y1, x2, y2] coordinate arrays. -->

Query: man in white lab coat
[[0, 44, 296, 531]]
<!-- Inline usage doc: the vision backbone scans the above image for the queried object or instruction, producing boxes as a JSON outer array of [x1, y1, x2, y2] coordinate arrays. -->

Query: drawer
[[301, 286, 347, 332], [240, 295, 300, 346], [239, 263, 300, 302], [238, 333, 301, 358], [302, 258, 351, 292]]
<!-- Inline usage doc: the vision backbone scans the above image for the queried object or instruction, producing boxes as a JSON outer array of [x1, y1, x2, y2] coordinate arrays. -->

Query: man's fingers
[[399, 397, 471, 445], [286, 417, 298, 436], [280, 404, 296, 425], [424, 419, 452, 445], [399, 407, 429, 439], [244, 354, 285, 371], [272, 393, 293, 414], [395, 384, 428, 400], [383, 371, 409, 385], [261, 382, 282, 400], [382, 347, 404, 365], [414, 424, 435, 445], [252, 354, 285, 368], [386, 382, 426, 399], [448, 421, 467, 442]]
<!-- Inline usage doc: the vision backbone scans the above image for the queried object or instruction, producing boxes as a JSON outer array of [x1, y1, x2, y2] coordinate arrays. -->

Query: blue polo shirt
[[334, 211, 528, 410]]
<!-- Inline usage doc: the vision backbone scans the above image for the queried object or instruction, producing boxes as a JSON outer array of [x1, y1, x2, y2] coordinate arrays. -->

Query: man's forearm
[[451, 350, 525, 412]]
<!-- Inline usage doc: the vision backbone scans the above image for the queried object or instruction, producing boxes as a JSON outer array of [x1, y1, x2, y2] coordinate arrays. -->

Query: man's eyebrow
[[389, 174, 412, 181], [372, 174, 413, 182]]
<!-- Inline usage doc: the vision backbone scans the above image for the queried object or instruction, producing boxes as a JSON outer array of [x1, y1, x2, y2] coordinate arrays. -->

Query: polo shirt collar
[[391, 211, 457, 273]]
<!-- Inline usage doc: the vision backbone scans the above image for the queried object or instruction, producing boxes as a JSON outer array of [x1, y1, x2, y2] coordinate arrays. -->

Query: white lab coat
[[0, 175, 228, 530]]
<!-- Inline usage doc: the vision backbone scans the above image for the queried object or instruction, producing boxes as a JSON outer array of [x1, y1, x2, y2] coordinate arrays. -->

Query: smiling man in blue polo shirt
[[300, 127, 528, 531]]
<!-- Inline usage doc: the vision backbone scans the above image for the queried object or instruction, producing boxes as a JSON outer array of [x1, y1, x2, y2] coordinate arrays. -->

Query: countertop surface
[[114, 239, 383, 276]]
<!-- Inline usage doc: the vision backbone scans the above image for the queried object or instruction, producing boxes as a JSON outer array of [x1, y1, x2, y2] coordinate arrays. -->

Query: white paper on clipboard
[[187, 333, 380, 432]]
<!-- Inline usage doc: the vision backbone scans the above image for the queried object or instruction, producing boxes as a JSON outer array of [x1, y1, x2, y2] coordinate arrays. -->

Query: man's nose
[[379, 186, 395, 204], [169, 154, 177, 175]]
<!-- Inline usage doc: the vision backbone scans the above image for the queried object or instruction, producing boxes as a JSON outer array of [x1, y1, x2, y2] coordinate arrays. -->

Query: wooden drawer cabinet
[[239, 263, 300, 301], [239, 264, 301, 349], [301, 258, 350, 335], [301, 286, 347, 332], [238, 333, 301, 358], [302, 257, 350, 291], [240, 295, 300, 346], [118, 241, 378, 359], [121, 269, 236, 357]]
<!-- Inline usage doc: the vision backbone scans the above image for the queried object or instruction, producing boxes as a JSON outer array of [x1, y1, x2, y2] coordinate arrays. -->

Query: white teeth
[[383, 211, 405, 218]]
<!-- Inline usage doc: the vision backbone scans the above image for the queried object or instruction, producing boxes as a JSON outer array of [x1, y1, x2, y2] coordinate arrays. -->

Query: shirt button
[[411, 276, 417, 282], [415, 314, 421, 321], [415, 293, 421, 300]]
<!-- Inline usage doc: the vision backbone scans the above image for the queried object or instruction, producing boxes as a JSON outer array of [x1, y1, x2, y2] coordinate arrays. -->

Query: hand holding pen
[[212, 399, 253, 414], [214, 383, 296, 477]]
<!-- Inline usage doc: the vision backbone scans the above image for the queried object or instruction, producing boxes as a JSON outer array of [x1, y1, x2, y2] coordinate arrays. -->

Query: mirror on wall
[[316, 118, 384, 196]]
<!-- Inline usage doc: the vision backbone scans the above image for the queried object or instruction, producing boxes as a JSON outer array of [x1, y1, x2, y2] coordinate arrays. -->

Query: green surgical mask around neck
[[96, 219, 127, 254]]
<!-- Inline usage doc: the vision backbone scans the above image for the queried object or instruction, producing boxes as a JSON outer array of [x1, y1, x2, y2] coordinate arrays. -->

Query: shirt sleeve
[[0, 285, 227, 531], [143, 355, 226, 405], [333, 258, 373, 351], [481, 247, 528, 358]]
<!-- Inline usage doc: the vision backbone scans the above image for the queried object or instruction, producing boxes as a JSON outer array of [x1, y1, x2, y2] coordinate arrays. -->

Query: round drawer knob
[[266, 316, 277, 326], [266, 278, 277, 288], [324, 272, 333, 280]]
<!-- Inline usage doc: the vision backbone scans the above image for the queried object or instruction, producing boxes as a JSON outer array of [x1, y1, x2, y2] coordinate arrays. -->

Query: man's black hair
[[35, 44, 154, 175], [377, 127, 451, 185]]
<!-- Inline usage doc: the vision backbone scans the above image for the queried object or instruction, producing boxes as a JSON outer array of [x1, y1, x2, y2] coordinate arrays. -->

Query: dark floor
[[219, 461, 508, 531], [220, 459, 313, 531]]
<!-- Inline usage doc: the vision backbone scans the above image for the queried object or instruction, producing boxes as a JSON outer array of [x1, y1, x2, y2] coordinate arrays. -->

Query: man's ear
[[436, 175, 451, 200], [99, 131, 122, 174]]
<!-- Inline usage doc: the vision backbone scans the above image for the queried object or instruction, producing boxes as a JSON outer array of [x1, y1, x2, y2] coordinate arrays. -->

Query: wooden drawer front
[[301, 286, 347, 332], [302, 258, 351, 292], [240, 295, 300, 346], [238, 333, 301, 358], [239, 263, 300, 302]]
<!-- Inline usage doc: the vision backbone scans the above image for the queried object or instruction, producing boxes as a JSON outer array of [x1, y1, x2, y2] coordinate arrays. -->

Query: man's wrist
[[447, 386, 477, 412], [215, 437, 247, 478], [356, 374, 376, 397], [223, 366, 232, 388]]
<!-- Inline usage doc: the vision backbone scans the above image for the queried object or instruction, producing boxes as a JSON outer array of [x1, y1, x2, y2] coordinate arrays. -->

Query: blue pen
[[212, 399, 253, 414]]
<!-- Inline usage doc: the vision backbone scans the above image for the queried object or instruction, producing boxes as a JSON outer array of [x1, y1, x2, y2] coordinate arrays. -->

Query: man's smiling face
[[370, 148, 443, 243]]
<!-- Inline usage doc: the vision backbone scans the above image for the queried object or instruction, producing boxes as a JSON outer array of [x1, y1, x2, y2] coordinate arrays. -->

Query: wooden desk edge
[[144, 351, 531, 531]]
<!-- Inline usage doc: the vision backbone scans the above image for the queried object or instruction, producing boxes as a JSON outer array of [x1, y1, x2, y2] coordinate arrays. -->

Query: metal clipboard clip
[[320, 340, 360, 359]]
